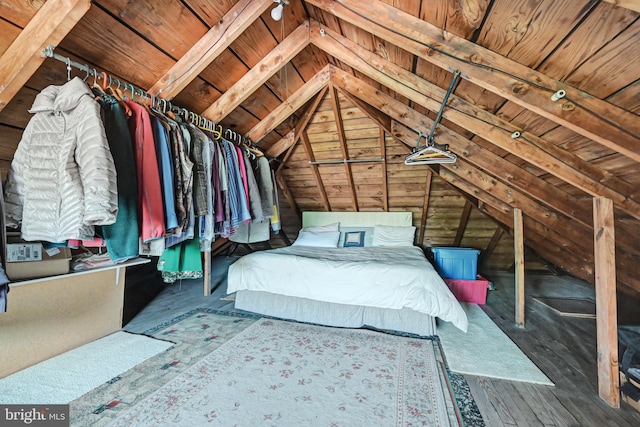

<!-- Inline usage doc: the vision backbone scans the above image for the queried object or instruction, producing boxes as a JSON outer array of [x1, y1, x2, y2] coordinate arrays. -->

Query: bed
[[226, 212, 468, 336]]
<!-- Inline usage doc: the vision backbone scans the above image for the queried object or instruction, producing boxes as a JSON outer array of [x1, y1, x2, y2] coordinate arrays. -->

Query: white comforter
[[227, 246, 468, 332]]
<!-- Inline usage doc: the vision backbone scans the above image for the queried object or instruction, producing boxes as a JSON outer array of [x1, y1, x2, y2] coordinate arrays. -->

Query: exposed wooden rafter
[[329, 83, 358, 211], [454, 201, 472, 246], [307, 0, 640, 164], [203, 21, 311, 123], [379, 128, 389, 212], [419, 170, 433, 246], [0, 0, 91, 112], [246, 65, 331, 142], [311, 26, 640, 220], [300, 129, 331, 211], [148, 0, 272, 99]]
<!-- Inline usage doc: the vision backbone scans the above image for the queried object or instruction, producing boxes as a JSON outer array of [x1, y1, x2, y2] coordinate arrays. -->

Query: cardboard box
[[5, 237, 71, 280]]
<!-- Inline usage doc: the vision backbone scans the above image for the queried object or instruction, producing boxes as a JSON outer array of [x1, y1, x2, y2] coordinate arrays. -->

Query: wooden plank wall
[[278, 90, 516, 271]]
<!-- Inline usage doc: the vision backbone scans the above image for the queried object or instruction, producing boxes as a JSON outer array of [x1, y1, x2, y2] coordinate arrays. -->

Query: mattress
[[234, 290, 438, 337], [227, 245, 468, 332]]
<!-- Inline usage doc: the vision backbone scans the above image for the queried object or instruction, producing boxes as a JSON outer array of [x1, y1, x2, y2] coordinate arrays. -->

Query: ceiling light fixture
[[271, 0, 289, 21]]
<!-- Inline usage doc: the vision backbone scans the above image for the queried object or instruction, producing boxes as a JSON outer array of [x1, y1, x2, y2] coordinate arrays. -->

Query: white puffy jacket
[[4, 77, 118, 243]]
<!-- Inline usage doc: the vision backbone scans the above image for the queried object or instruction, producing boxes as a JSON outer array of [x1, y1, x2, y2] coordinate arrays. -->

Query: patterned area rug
[[70, 310, 484, 426]]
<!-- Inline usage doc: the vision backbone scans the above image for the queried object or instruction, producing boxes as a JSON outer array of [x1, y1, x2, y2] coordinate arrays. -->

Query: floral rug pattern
[[70, 309, 484, 426], [109, 318, 459, 426], [70, 311, 257, 426]]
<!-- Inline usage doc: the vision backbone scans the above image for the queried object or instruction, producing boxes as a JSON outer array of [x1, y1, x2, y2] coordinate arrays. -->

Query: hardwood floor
[[123, 255, 640, 426]]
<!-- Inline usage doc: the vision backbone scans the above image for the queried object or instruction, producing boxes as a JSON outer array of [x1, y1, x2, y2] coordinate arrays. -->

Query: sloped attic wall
[[0, 0, 639, 298], [277, 88, 517, 270]]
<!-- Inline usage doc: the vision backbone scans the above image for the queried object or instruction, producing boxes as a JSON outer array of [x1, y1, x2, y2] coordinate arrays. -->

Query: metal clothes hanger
[[405, 69, 461, 166], [404, 132, 457, 165]]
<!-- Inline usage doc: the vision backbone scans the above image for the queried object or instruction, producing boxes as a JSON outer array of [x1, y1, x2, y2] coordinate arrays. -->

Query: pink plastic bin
[[444, 276, 489, 304]]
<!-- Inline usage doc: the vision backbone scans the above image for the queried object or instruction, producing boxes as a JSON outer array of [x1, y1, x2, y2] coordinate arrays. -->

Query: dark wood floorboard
[[122, 256, 640, 426]]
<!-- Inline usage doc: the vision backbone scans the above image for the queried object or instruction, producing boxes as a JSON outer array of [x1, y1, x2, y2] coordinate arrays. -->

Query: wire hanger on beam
[[405, 70, 461, 165]]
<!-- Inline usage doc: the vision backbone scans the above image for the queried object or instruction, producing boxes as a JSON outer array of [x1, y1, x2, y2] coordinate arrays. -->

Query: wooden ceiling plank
[[148, 0, 272, 99], [419, 0, 490, 39], [329, 84, 358, 211], [300, 130, 331, 211], [0, 0, 91, 113], [307, 0, 640, 164], [0, 1, 45, 28], [602, 0, 640, 14], [329, 65, 640, 220], [203, 21, 310, 123], [246, 66, 331, 143]]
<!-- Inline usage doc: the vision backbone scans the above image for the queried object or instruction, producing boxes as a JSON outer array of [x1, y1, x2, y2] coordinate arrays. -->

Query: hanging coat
[[4, 77, 118, 243]]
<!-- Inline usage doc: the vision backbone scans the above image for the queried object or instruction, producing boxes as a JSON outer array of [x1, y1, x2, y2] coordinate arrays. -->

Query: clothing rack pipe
[[41, 45, 255, 147], [41, 45, 259, 296]]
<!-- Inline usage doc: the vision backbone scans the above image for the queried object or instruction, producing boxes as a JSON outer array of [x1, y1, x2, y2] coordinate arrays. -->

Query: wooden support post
[[0, 0, 91, 112], [379, 128, 389, 212], [329, 84, 358, 211], [203, 252, 211, 296], [419, 170, 433, 246], [514, 207, 525, 328], [454, 200, 472, 246], [593, 196, 620, 408]]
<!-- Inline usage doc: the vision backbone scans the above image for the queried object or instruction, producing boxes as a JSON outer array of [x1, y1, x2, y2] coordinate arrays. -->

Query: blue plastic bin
[[431, 247, 481, 280]]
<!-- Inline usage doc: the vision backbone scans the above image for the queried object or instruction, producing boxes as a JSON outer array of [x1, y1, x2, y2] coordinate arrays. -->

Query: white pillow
[[372, 225, 416, 247], [301, 222, 340, 233], [292, 230, 340, 247], [338, 227, 374, 247]]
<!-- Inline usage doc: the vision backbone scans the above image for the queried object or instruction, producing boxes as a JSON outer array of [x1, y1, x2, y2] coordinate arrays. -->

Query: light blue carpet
[[438, 303, 554, 385], [0, 331, 173, 404]]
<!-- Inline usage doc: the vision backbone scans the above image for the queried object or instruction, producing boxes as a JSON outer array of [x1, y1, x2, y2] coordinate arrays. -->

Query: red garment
[[126, 101, 165, 242]]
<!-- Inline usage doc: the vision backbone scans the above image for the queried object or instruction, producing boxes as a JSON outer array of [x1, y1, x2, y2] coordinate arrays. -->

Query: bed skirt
[[234, 290, 437, 337]]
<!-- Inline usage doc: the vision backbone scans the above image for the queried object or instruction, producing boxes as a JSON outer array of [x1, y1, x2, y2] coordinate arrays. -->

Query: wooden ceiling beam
[[333, 68, 640, 284], [312, 25, 640, 219], [0, 0, 91, 112], [203, 21, 311, 123], [148, 0, 272, 99], [329, 83, 358, 211], [392, 121, 640, 256], [307, 0, 640, 164], [330, 65, 640, 220], [246, 65, 331, 142], [269, 130, 296, 162], [454, 201, 472, 247], [443, 164, 640, 291], [300, 130, 331, 211], [269, 85, 329, 161]]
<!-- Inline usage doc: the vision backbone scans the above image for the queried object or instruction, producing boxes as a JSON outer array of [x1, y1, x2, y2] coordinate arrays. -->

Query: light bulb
[[271, 3, 284, 21]]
